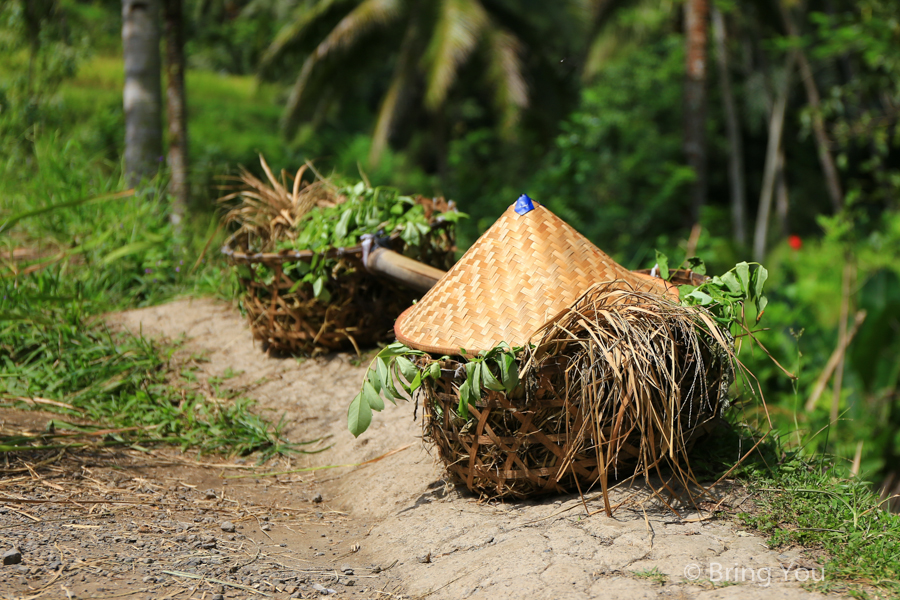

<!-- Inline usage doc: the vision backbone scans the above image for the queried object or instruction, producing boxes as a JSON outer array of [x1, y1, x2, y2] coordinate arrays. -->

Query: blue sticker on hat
[[514, 194, 535, 215]]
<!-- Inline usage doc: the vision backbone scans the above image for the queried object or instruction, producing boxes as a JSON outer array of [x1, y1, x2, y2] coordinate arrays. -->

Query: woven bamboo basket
[[417, 280, 724, 500], [421, 357, 607, 498], [396, 199, 727, 499], [224, 198, 456, 356]]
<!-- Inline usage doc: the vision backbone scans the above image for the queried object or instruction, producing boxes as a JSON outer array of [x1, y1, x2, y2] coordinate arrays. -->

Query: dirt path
[[1, 297, 839, 600]]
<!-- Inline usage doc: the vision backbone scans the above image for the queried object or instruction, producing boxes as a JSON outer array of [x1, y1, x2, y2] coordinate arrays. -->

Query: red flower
[[788, 235, 802, 250]]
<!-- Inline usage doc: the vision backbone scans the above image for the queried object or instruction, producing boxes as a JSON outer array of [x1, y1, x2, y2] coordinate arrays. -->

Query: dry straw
[[218, 155, 340, 254], [423, 280, 737, 511]]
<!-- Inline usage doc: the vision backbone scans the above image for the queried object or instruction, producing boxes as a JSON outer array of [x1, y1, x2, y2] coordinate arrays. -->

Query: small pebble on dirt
[[220, 521, 235, 533], [211, 595, 224, 600], [2, 550, 22, 566], [261, 524, 271, 531], [312, 493, 323, 503], [340, 565, 353, 575]]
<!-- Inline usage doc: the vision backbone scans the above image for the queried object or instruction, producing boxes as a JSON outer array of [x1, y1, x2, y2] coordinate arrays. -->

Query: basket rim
[[220, 232, 393, 265]]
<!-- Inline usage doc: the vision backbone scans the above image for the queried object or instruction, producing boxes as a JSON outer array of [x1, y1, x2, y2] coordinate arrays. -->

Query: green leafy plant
[[654, 253, 769, 332], [224, 162, 465, 302], [347, 342, 519, 437], [274, 182, 464, 300], [680, 260, 769, 330]]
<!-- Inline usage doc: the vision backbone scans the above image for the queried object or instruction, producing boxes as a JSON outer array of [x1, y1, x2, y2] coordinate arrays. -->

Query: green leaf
[[362, 380, 384, 412], [409, 371, 422, 392], [499, 353, 518, 394], [719, 272, 742, 295], [685, 289, 713, 305], [735, 262, 750, 292], [686, 256, 707, 275], [375, 358, 396, 403], [427, 362, 441, 380], [396, 356, 418, 383], [457, 379, 471, 419], [377, 342, 420, 358], [482, 363, 504, 391], [334, 208, 354, 241], [466, 361, 482, 396], [312, 276, 326, 299], [367, 368, 382, 393], [348, 392, 372, 437], [757, 295, 769, 317], [655, 250, 670, 280], [400, 224, 421, 246], [754, 265, 769, 299], [287, 278, 305, 294]]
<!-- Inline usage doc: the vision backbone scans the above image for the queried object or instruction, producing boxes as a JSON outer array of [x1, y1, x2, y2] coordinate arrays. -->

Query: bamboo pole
[[753, 50, 797, 262], [831, 260, 855, 424], [805, 308, 866, 413], [364, 247, 445, 293]]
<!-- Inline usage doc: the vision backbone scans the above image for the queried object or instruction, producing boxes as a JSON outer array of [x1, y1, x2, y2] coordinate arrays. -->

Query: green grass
[[631, 567, 667, 585], [57, 55, 294, 187], [0, 61, 281, 456], [0, 269, 290, 458], [685, 417, 900, 597], [737, 456, 900, 597]]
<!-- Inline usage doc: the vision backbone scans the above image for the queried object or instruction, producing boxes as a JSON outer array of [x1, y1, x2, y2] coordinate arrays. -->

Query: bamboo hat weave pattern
[[394, 198, 675, 355]]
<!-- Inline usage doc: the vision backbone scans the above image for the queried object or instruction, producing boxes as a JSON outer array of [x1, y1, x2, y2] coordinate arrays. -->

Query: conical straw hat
[[394, 197, 675, 355]]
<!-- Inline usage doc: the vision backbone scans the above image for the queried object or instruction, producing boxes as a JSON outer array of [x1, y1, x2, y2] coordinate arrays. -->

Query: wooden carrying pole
[[364, 247, 445, 293]]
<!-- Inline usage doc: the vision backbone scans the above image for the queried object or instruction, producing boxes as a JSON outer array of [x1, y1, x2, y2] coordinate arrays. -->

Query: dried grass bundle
[[218, 155, 339, 253], [524, 280, 735, 511], [422, 280, 738, 508]]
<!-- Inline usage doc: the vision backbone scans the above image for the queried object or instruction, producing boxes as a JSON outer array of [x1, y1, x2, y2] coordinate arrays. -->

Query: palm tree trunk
[[122, 0, 163, 187], [753, 51, 797, 262], [163, 0, 189, 227], [711, 6, 746, 246], [778, 1, 843, 212], [684, 0, 709, 223]]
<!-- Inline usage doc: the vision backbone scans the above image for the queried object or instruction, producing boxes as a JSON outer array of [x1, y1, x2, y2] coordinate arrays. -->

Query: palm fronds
[[423, 0, 488, 110], [369, 7, 421, 164], [277, 0, 402, 132], [258, 0, 354, 68], [484, 25, 527, 131]]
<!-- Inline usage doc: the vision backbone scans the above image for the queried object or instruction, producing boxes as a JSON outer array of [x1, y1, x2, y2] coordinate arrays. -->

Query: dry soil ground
[[0, 297, 841, 600]]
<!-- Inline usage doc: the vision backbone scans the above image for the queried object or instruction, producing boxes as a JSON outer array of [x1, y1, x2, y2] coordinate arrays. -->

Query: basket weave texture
[[421, 283, 726, 499], [395, 202, 675, 356], [423, 361, 616, 497], [226, 200, 456, 355]]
